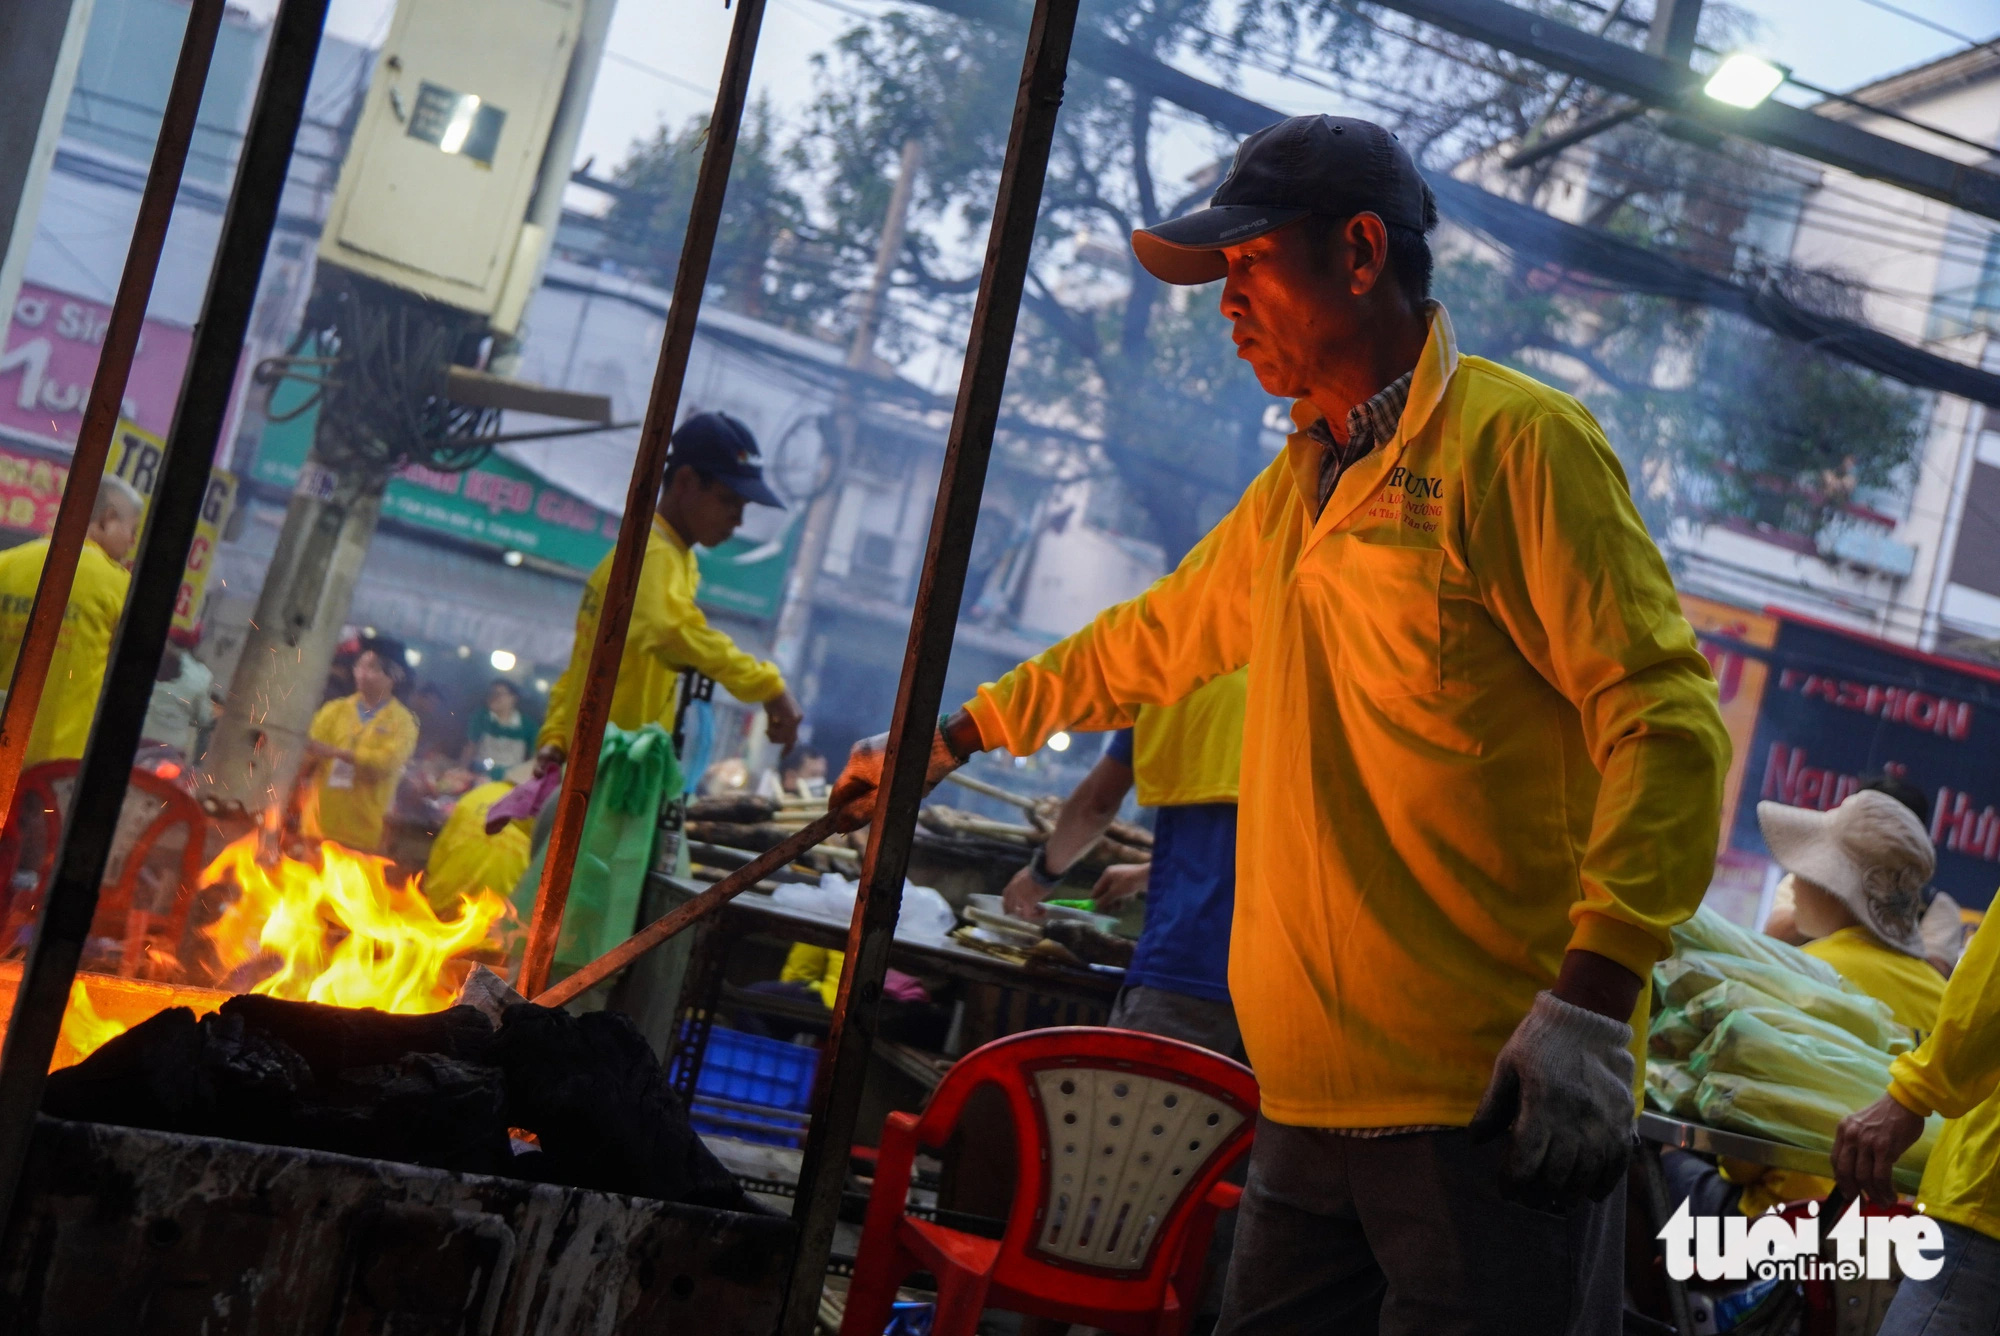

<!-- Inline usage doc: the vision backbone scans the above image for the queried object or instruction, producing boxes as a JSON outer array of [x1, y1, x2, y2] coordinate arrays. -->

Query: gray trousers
[[1107, 984, 1244, 1059], [1215, 1118, 1624, 1336], [1877, 1217, 2000, 1336]]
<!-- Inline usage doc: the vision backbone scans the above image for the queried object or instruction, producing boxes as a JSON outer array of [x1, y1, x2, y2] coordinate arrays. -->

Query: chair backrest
[[909, 1027, 1257, 1283], [1, 761, 211, 973]]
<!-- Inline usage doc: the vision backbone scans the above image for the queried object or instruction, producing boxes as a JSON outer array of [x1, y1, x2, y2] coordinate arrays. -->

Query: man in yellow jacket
[[302, 640, 419, 852], [536, 412, 802, 774], [0, 476, 141, 767], [835, 115, 1728, 1334], [1834, 905, 2000, 1334]]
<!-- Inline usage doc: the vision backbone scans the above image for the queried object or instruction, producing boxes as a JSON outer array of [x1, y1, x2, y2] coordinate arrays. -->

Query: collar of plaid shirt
[[1306, 370, 1414, 516]]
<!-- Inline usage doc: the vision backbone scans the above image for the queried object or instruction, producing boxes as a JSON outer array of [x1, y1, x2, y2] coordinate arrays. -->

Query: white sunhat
[[1757, 790, 1933, 958]]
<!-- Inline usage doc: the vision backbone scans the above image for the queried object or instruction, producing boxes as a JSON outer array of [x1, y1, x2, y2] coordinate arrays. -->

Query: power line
[[1851, 0, 1987, 47]]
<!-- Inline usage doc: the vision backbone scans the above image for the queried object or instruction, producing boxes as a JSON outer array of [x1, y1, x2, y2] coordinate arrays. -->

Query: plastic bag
[[510, 723, 681, 973], [1648, 1007, 1705, 1059], [1664, 951, 1908, 1052], [1694, 1071, 1939, 1172], [771, 873, 957, 943], [1684, 983, 1914, 1058], [1645, 1060, 1701, 1117], [1686, 1010, 1894, 1110], [1671, 906, 1848, 992]]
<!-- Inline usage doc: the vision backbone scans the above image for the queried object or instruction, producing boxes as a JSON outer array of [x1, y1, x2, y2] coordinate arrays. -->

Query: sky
[[296, 0, 1999, 197]]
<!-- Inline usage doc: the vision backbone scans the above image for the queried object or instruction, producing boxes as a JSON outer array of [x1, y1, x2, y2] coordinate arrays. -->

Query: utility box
[[317, 0, 579, 327]]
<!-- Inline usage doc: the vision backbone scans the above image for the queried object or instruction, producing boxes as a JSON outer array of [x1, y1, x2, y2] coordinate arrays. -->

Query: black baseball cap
[[668, 411, 784, 509], [1132, 115, 1432, 286]]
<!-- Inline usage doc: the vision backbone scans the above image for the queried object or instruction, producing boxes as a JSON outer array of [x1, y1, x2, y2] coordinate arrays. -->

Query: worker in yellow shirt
[[0, 476, 141, 767], [535, 412, 802, 775], [835, 115, 1729, 1334], [302, 641, 419, 853], [1689, 783, 1945, 1216], [1833, 906, 2000, 1335], [1760, 785, 1945, 1035]]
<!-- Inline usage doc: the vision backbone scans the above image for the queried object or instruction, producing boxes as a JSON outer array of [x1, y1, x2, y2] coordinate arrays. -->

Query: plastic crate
[[695, 1027, 819, 1113]]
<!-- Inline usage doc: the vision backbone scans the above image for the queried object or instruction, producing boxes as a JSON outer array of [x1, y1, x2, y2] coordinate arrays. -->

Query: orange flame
[[54, 979, 127, 1069], [200, 833, 514, 1014]]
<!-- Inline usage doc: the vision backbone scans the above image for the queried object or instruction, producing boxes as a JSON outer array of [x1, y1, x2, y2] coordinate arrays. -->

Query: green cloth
[[512, 722, 681, 974]]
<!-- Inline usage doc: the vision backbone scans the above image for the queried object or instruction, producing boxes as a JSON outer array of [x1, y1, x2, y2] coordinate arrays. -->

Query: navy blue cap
[[1132, 115, 1431, 285], [669, 411, 784, 509]]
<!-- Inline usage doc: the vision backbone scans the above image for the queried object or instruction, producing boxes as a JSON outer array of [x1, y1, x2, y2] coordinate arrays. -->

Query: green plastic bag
[[1646, 1061, 1701, 1117], [1684, 983, 1914, 1058], [1648, 1007, 1705, 1059], [1662, 951, 1908, 1051], [1687, 1010, 1894, 1109], [511, 723, 681, 976], [1695, 1071, 1939, 1172], [1670, 906, 1848, 992]]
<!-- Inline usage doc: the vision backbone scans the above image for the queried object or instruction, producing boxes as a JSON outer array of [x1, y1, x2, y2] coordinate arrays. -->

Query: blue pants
[[1878, 1218, 2000, 1336]]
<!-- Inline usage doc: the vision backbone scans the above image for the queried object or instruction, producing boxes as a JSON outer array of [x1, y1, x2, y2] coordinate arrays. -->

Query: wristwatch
[[1026, 845, 1064, 890]]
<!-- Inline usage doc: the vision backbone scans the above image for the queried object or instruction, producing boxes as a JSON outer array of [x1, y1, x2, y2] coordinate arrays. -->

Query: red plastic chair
[[0, 760, 212, 976], [839, 1027, 1258, 1336]]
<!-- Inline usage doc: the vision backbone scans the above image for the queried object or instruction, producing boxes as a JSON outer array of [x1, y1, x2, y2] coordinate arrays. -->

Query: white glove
[[829, 726, 966, 831], [1468, 991, 1635, 1208]]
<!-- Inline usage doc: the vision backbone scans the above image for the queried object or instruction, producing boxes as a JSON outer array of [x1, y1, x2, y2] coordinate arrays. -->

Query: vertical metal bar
[[0, 0, 327, 1232], [776, 0, 1080, 1327], [517, 0, 770, 999], [0, 0, 226, 819]]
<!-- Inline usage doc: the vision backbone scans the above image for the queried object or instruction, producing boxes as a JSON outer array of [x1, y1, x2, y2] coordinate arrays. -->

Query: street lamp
[[1703, 53, 1788, 109]]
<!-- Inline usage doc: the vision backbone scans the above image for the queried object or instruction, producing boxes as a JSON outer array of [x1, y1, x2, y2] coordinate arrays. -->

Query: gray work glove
[[829, 727, 966, 831], [1468, 991, 1635, 1209]]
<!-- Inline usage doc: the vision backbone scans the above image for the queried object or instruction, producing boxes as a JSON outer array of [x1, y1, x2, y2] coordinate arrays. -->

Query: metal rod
[[530, 811, 841, 1008], [776, 0, 1081, 1327], [0, 0, 226, 820], [0, 0, 327, 1232], [1502, 100, 1646, 170], [517, 0, 770, 999]]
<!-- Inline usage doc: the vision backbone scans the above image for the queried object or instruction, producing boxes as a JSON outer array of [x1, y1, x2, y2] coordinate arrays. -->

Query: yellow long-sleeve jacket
[[540, 517, 785, 753], [1891, 910, 2000, 1242], [0, 537, 132, 767], [965, 305, 1729, 1127], [304, 693, 419, 853]]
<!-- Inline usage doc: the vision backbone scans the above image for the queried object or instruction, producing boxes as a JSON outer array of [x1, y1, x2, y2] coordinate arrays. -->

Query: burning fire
[[54, 979, 126, 1069], [200, 832, 515, 1014]]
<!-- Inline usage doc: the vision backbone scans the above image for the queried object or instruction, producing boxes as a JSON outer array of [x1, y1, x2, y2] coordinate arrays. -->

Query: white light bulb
[[1047, 731, 1072, 753], [405, 648, 423, 667], [1703, 53, 1787, 109], [490, 649, 517, 672], [502, 550, 524, 567]]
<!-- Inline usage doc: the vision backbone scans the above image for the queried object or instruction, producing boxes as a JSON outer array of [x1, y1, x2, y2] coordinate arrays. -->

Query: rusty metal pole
[[776, 0, 1080, 1327], [0, 0, 327, 1233], [517, 0, 770, 999], [0, 0, 226, 819]]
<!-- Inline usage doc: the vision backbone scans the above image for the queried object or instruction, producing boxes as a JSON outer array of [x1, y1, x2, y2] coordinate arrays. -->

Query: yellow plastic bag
[[1671, 906, 1848, 992], [1648, 1007, 1705, 1059], [1665, 952, 1908, 1052], [1686, 1010, 1894, 1110]]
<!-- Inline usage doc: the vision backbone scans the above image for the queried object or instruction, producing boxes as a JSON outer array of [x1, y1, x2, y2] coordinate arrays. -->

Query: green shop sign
[[250, 391, 796, 619]]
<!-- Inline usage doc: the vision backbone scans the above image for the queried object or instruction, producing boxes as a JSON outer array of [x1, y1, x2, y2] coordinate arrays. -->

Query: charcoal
[[494, 1003, 750, 1211], [218, 995, 494, 1082], [292, 1053, 513, 1176], [44, 1007, 312, 1141]]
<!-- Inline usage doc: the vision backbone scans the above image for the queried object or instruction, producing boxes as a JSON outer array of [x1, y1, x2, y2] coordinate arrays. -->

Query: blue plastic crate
[[695, 1027, 819, 1113]]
